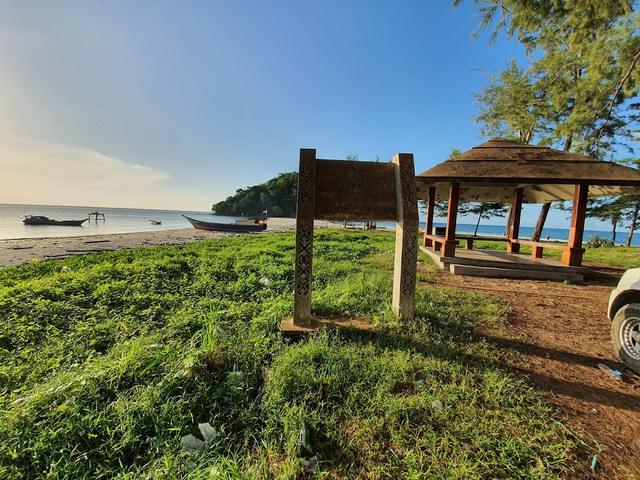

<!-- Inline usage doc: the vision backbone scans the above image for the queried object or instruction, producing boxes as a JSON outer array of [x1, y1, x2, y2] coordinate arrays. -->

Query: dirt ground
[[419, 262, 640, 479]]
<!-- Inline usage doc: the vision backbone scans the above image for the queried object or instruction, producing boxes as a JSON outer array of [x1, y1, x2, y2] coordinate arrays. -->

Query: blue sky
[[0, 0, 614, 229]]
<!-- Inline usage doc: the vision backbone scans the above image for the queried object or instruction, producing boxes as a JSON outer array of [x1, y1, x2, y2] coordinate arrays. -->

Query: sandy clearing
[[0, 217, 344, 268]]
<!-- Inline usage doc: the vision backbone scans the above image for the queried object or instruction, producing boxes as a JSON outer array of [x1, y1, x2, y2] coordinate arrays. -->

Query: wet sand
[[0, 217, 337, 268]]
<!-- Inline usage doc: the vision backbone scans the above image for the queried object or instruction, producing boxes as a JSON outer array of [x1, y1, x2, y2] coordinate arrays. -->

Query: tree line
[[211, 172, 298, 218]]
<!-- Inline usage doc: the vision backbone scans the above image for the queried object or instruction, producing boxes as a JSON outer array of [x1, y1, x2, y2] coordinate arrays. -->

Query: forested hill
[[211, 172, 298, 217]]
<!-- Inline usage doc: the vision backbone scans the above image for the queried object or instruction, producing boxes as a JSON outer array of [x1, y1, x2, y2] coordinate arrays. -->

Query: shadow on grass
[[321, 323, 504, 374], [514, 368, 640, 412]]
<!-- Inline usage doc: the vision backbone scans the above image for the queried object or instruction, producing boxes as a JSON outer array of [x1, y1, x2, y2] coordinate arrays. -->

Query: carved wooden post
[[507, 187, 523, 253], [392, 153, 418, 320], [286, 148, 418, 331], [562, 183, 588, 266], [424, 186, 436, 247], [293, 149, 316, 325], [442, 182, 459, 257]]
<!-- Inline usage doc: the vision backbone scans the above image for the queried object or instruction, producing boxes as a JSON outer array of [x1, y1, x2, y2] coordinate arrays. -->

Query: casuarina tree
[[460, 0, 640, 240]]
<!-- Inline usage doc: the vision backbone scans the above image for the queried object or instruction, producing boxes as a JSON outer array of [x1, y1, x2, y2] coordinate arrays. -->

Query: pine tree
[[460, 202, 509, 235], [461, 0, 640, 239], [585, 197, 625, 244]]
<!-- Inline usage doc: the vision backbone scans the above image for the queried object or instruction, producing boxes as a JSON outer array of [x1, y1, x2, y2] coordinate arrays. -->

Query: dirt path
[[419, 263, 640, 479]]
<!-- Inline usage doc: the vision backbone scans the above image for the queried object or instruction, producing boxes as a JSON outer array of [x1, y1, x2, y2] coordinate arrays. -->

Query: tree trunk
[[505, 205, 514, 236], [612, 218, 617, 244], [626, 202, 640, 247], [531, 202, 551, 241], [474, 214, 482, 236], [532, 136, 574, 241]]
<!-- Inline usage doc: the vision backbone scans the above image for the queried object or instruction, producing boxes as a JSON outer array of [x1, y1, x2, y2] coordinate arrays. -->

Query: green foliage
[[586, 235, 615, 248], [475, 60, 545, 143], [459, 202, 508, 235], [212, 172, 298, 217], [0, 231, 581, 478], [463, 0, 640, 157]]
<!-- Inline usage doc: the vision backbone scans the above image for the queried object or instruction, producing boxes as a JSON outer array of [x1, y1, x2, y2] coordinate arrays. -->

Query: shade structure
[[416, 138, 640, 203]]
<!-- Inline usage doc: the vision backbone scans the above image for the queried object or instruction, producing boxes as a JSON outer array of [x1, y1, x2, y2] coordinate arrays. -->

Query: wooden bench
[[454, 234, 509, 250], [424, 233, 509, 251], [510, 239, 568, 258], [423, 233, 448, 251]]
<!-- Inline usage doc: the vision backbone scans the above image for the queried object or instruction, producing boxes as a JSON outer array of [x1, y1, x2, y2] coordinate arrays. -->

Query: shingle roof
[[416, 139, 640, 202]]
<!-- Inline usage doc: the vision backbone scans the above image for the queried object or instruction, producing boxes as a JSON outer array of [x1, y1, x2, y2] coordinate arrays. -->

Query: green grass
[[0, 230, 582, 478], [473, 239, 640, 268]]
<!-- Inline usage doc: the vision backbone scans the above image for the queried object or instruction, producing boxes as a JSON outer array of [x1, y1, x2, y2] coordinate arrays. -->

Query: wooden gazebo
[[416, 139, 640, 280]]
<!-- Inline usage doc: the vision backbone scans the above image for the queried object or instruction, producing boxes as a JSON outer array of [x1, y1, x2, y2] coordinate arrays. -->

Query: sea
[[0, 204, 239, 240], [0, 203, 635, 245]]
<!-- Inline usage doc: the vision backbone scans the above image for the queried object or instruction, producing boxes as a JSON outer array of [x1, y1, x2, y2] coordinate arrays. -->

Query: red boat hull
[[182, 215, 266, 233]]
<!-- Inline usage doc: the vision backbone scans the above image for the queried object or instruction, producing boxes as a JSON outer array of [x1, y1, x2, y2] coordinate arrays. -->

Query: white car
[[608, 268, 640, 374]]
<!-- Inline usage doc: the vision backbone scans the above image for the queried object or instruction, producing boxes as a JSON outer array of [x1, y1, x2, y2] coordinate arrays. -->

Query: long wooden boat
[[23, 215, 88, 226], [182, 215, 267, 233]]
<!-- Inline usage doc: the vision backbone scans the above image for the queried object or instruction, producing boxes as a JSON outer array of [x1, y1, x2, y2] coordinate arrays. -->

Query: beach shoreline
[[0, 218, 344, 268]]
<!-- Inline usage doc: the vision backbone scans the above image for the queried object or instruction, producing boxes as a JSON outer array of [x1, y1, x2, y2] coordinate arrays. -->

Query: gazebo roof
[[416, 139, 640, 203]]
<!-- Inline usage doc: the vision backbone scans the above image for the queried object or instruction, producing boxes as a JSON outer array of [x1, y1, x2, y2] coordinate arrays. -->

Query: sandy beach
[[0, 217, 343, 268]]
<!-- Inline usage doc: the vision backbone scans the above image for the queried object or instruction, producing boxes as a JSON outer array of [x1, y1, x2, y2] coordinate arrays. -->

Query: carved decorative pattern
[[299, 159, 314, 203], [401, 230, 418, 296], [295, 225, 313, 296], [401, 161, 417, 208]]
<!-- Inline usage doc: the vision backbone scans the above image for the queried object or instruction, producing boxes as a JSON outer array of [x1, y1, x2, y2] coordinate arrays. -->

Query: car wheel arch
[[610, 290, 640, 320]]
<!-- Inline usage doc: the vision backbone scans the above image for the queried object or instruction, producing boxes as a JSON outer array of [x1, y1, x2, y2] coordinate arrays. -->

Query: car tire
[[611, 303, 640, 375]]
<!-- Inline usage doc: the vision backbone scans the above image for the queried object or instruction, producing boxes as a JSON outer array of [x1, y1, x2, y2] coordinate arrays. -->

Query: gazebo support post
[[562, 183, 589, 266], [442, 182, 459, 257], [507, 188, 523, 253], [424, 186, 436, 247]]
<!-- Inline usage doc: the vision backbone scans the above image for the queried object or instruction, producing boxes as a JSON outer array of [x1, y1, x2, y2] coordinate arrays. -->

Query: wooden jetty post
[[88, 211, 105, 222]]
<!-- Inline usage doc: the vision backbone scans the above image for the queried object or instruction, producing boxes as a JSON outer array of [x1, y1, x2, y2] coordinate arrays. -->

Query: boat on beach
[[182, 215, 267, 233], [23, 215, 88, 226]]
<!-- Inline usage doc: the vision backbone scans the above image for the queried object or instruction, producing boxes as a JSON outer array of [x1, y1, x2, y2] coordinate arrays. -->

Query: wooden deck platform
[[420, 245, 587, 282]]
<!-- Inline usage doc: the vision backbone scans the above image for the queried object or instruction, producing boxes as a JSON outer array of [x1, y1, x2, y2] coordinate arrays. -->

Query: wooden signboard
[[314, 160, 398, 220], [292, 148, 418, 327]]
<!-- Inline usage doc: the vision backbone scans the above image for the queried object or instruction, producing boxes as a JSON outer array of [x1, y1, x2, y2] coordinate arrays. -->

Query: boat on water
[[182, 215, 267, 233], [23, 215, 88, 227], [148, 219, 162, 225]]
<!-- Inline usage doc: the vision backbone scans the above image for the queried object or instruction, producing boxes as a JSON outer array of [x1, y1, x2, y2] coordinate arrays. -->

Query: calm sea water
[[1, 203, 634, 245], [435, 222, 638, 245], [0, 204, 241, 240], [373, 220, 638, 246]]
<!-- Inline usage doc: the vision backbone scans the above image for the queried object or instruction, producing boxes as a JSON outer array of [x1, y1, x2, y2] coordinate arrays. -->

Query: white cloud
[[0, 137, 206, 209]]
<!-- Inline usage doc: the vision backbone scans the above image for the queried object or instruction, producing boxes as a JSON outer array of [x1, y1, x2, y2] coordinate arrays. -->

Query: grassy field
[[0, 230, 585, 479], [473, 240, 640, 268]]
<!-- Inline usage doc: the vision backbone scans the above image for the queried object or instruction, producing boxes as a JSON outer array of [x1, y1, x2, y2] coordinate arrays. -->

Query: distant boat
[[182, 215, 267, 233], [23, 215, 88, 227], [148, 219, 162, 225]]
